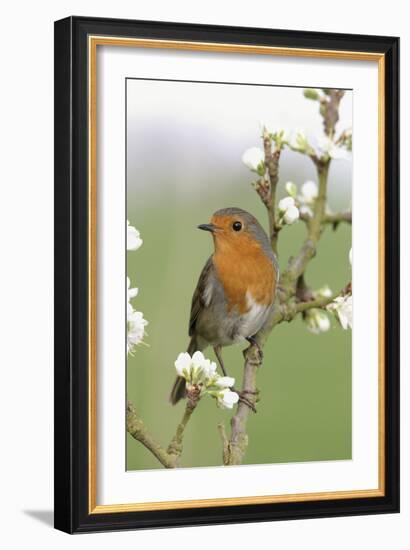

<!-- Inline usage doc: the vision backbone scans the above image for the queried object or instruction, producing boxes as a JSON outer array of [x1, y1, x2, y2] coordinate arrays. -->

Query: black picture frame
[[54, 15, 400, 533]]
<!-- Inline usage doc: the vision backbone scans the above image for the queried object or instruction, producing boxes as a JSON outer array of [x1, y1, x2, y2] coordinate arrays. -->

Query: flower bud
[[303, 88, 320, 101], [242, 147, 265, 176], [290, 130, 310, 153], [285, 181, 298, 198], [316, 285, 333, 298], [305, 309, 331, 334]]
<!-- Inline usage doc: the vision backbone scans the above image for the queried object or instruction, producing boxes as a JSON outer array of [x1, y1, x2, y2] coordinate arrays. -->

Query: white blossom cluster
[[241, 126, 349, 175], [174, 351, 239, 409], [283, 179, 319, 219], [328, 294, 352, 330], [241, 127, 348, 228], [305, 250, 352, 334], [290, 129, 350, 160], [276, 179, 320, 226], [238, 90, 353, 338], [278, 196, 300, 225], [127, 220, 148, 354]]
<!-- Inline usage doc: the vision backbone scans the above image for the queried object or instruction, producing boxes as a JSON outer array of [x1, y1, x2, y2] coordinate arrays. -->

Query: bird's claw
[[245, 337, 264, 362], [255, 346, 263, 362]]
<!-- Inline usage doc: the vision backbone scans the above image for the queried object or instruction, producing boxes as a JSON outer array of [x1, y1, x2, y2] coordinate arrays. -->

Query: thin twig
[[127, 399, 196, 468], [262, 134, 282, 254], [167, 401, 196, 460], [323, 211, 352, 225]]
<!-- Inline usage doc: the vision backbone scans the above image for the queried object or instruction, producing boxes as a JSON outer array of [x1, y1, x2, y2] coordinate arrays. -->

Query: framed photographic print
[[54, 16, 399, 533]]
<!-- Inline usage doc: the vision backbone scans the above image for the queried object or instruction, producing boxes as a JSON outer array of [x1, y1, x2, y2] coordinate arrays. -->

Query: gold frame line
[[88, 35, 386, 514]]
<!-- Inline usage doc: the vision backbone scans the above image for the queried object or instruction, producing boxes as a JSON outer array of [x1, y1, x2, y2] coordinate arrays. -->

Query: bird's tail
[[169, 337, 199, 405]]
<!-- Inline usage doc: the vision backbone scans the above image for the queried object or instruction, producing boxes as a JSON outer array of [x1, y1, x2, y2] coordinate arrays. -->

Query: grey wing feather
[[189, 256, 214, 337]]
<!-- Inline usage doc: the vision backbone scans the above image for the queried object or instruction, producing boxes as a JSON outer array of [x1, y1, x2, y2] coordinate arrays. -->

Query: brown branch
[[167, 401, 196, 460], [300, 210, 352, 227], [280, 161, 330, 299], [222, 344, 261, 465], [293, 293, 338, 315], [264, 139, 281, 253], [320, 89, 345, 138], [127, 399, 196, 468], [324, 211, 352, 226]]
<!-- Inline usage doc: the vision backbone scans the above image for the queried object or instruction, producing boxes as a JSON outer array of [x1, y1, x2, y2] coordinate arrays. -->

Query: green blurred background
[[126, 80, 352, 470]]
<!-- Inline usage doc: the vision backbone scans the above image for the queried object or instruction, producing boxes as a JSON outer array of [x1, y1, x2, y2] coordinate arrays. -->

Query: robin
[[170, 207, 279, 407]]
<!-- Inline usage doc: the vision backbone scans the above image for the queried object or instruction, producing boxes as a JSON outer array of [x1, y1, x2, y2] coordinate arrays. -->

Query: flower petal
[[174, 352, 192, 376], [215, 376, 235, 388]]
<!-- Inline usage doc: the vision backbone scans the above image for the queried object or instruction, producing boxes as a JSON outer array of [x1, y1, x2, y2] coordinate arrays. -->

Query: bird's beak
[[197, 223, 218, 233]]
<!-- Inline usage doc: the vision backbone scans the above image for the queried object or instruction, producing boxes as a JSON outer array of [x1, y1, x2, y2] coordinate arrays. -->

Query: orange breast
[[213, 236, 276, 314]]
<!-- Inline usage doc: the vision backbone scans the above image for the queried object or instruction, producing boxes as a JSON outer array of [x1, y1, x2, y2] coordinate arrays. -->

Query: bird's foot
[[244, 337, 263, 363]]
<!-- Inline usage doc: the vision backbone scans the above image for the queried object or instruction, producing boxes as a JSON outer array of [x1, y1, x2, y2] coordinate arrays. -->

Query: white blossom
[[328, 295, 352, 330], [127, 220, 143, 251], [191, 350, 208, 369], [174, 352, 193, 377], [284, 206, 300, 225], [300, 180, 318, 203], [241, 147, 265, 175], [191, 351, 218, 381], [127, 277, 139, 315], [217, 388, 239, 410], [317, 136, 349, 160], [349, 248, 352, 266], [278, 196, 300, 225], [172, 351, 239, 409], [215, 376, 235, 389], [126, 220, 148, 354], [278, 196, 295, 211], [202, 358, 218, 380], [174, 351, 218, 386], [127, 310, 148, 353], [305, 309, 331, 334]]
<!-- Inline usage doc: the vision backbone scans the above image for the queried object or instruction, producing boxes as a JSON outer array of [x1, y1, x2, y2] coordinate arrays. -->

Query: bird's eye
[[232, 221, 242, 232]]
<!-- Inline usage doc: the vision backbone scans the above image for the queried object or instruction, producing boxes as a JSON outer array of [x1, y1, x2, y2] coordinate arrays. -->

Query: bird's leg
[[213, 346, 257, 413], [213, 346, 229, 377], [245, 335, 264, 362]]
